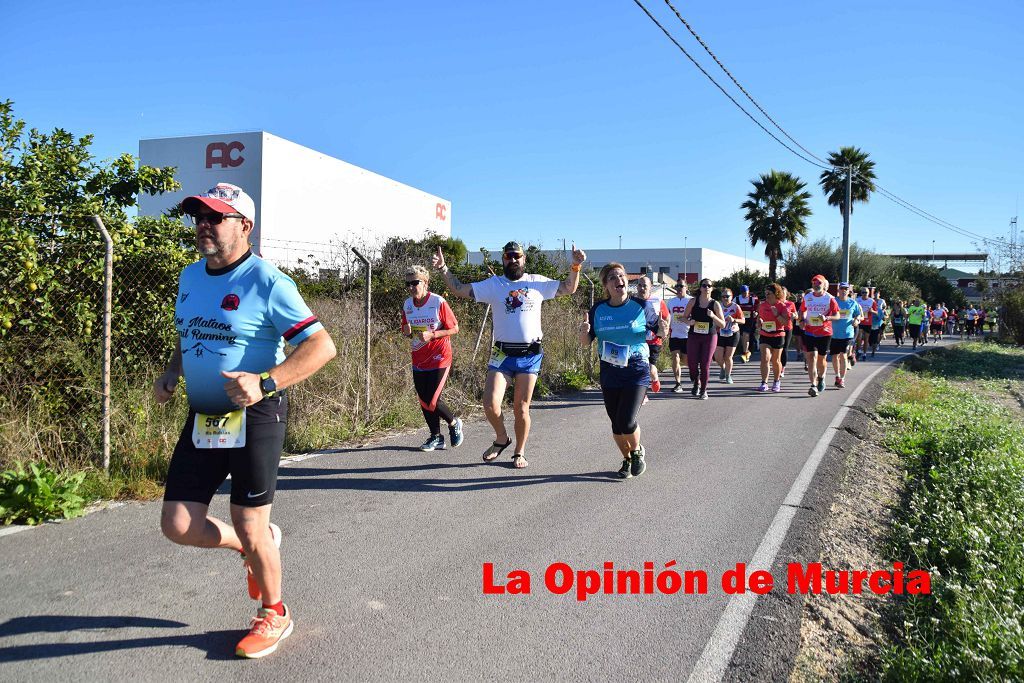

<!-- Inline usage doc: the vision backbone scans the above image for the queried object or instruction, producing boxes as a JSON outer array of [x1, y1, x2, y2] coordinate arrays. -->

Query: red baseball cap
[[811, 274, 828, 284]]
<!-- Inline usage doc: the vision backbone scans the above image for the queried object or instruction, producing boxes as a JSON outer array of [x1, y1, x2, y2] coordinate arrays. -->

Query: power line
[[634, 1, 1012, 250], [630, 0, 831, 171], [661, 0, 831, 167]]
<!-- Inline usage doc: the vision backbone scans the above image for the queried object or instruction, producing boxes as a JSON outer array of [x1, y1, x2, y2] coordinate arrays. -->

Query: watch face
[[261, 376, 277, 394]]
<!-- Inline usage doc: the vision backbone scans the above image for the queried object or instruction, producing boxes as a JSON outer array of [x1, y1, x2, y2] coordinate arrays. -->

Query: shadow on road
[[0, 616, 239, 663], [0, 615, 185, 637], [277, 464, 619, 492]]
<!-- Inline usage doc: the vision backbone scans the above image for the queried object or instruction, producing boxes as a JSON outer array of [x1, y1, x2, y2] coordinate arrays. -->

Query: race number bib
[[410, 324, 428, 349], [193, 410, 246, 449], [488, 346, 507, 369], [761, 320, 777, 333], [693, 322, 710, 335], [672, 313, 686, 324], [599, 341, 630, 367], [809, 315, 824, 327], [838, 309, 850, 318]]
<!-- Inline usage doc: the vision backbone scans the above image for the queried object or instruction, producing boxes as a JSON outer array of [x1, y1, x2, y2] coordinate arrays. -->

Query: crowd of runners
[[154, 182, 994, 660]]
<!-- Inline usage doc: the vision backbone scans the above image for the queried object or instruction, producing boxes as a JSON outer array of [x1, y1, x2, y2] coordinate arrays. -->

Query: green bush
[[998, 285, 1024, 346], [875, 344, 1024, 679], [0, 461, 87, 525]]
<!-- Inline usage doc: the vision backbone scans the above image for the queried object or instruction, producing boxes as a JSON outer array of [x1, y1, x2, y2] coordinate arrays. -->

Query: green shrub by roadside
[[876, 343, 1024, 680], [0, 462, 87, 525]]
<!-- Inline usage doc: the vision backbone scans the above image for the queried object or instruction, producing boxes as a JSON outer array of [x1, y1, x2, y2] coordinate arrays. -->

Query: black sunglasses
[[700, 283, 713, 288], [405, 280, 422, 287], [189, 212, 245, 226], [503, 252, 523, 260]]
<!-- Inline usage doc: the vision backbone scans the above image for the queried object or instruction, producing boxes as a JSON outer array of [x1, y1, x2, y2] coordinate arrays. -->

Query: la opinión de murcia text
[[483, 561, 931, 602]]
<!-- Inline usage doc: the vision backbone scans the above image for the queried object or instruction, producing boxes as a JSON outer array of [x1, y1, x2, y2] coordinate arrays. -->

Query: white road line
[[687, 345, 928, 682]]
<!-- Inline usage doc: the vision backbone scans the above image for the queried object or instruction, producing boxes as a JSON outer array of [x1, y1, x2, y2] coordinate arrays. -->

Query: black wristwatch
[[259, 372, 277, 397]]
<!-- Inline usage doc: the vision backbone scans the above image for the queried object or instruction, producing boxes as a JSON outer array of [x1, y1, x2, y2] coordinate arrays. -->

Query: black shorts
[[759, 335, 785, 349], [829, 338, 851, 354], [647, 343, 662, 364], [668, 338, 688, 354], [858, 324, 872, 337], [717, 333, 739, 348], [802, 333, 831, 355], [930, 322, 943, 332], [869, 329, 881, 346], [909, 325, 921, 339], [740, 320, 756, 334], [164, 395, 288, 508]]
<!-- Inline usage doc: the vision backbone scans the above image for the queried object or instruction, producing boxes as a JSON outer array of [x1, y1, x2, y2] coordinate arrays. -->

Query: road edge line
[[686, 346, 926, 682]]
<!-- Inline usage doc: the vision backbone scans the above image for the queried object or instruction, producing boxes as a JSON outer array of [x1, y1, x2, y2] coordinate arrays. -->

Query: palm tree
[[818, 146, 877, 215], [741, 170, 812, 280]]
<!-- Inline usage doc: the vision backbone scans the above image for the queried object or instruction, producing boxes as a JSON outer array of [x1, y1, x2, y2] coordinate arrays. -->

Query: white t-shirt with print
[[472, 274, 560, 343], [666, 295, 693, 339]]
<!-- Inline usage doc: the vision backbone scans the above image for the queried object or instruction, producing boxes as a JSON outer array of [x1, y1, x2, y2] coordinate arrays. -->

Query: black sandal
[[482, 437, 512, 462]]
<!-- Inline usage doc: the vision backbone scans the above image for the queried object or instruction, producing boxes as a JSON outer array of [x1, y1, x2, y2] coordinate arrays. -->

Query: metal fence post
[[90, 215, 112, 472], [582, 272, 595, 309], [351, 248, 371, 425], [473, 305, 491, 361]]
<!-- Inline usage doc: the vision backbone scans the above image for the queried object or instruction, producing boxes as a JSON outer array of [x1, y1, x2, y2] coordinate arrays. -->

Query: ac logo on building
[[435, 203, 447, 221], [206, 141, 245, 169]]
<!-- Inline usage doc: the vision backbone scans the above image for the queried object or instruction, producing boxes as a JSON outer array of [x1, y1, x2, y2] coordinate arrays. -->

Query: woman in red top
[[401, 265, 462, 451], [757, 283, 788, 393]]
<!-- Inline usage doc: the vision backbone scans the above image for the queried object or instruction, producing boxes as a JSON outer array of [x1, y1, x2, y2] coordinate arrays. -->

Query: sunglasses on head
[[405, 280, 422, 287], [189, 212, 245, 226]]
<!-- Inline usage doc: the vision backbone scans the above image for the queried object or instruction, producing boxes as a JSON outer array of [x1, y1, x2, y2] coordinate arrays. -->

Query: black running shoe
[[630, 445, 646, 477], [617, 458, 632, 479], [420, 434, 445, 451], [690, 381, 699, 397], [448, 418, 464, 448]]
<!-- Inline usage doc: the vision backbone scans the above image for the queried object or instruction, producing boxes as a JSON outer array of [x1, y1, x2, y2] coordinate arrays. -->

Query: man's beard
[[503, 262, 524, 279]]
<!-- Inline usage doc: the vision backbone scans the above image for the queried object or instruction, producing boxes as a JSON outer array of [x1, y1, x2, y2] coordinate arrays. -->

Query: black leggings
[[781, 328, 793, 367], [413, 367, 455, 435], [602, 385, 646, 435]]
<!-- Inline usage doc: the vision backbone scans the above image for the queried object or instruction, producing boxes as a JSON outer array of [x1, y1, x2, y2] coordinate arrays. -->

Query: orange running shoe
[[244, 522, 282, 601], [235, 605, 293, 659]]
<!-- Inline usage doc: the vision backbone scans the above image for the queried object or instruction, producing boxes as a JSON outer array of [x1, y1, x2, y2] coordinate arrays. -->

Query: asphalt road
[[0, 340, 941, 681]]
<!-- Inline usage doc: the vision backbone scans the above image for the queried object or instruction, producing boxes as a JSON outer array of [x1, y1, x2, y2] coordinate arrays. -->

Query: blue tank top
[[175, 252, 323, 413]]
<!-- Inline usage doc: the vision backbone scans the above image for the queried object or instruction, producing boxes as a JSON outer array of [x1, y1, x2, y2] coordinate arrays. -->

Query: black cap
[[502, 241, 524, 254]]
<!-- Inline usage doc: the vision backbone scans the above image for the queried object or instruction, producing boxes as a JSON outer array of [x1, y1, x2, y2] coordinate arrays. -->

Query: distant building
[[940, 268, 1020, 305], [468, 247, 767, 284], [138, 132, 451, 271]]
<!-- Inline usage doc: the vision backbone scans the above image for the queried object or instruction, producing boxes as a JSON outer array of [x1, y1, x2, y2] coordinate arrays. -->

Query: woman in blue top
[[580, 262, 666, 479]]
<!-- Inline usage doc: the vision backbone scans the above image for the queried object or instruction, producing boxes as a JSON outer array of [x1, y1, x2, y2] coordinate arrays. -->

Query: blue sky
[[3, 1, 1021, 263]]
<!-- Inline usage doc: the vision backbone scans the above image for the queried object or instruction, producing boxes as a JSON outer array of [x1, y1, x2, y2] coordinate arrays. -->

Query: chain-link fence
[[1, 220, 600, 479]]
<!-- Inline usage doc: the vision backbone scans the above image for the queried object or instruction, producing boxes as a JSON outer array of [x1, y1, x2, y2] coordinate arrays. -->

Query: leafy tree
[[740, 170, 812, 280], [818, 146, 877, 216], [0, 100, 183, 391], [780, 238, 966, 307], [714, 268, 774, 301]]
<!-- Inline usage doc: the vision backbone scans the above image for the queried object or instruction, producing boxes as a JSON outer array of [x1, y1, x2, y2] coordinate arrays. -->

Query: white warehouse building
[[469, 247, 768, 284], [138, 132, 451, 270]]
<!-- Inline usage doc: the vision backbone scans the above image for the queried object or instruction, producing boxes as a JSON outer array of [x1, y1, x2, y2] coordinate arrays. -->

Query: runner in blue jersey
[[580, 262, 665, 479], [155, 183, 336, 659], [829, 283, 862, 388]]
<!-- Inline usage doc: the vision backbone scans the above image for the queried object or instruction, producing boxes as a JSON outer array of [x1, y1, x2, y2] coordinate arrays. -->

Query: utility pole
[[619, 235, 622, 250], [683, 236, 688, 284], [840, 165, 852, 283]]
